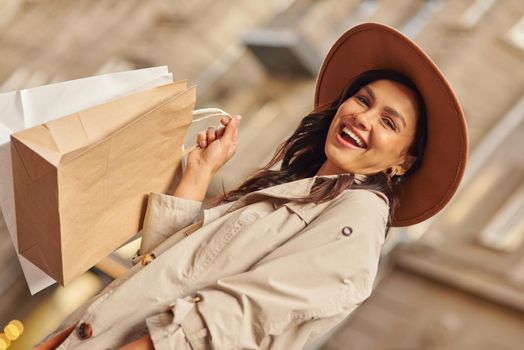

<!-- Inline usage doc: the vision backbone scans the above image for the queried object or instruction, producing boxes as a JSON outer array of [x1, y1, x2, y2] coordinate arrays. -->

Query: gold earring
[[386, 167, 399, 177]]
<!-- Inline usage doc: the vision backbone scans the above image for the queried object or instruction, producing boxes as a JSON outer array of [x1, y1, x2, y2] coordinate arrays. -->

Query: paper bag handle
[[181, 108, 233, 158], [192, 107, 232, 123]]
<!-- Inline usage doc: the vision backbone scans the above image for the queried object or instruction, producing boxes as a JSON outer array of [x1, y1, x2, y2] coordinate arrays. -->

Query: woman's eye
[[356, 96, 368, 105], [382, 117, 396, 130]]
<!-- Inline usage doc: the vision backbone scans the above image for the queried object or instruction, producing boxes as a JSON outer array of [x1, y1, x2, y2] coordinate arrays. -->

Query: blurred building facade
[[0, 0, 523, 349]]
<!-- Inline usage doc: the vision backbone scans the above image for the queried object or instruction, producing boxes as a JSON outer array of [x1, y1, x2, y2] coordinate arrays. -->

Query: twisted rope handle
[[192, 107, 232, 123], [182, 108, 233, 157]]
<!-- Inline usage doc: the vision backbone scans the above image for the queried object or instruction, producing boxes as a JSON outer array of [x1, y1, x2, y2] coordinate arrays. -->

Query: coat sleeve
[[145, 190, 389, 349], [135, 192, 203, 259]]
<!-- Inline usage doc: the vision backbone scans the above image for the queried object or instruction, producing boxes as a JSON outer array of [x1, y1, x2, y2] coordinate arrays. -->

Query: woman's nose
[[353, 113, 371, 131]]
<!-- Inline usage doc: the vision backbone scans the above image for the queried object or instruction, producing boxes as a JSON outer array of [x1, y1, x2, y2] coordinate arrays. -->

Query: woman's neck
[[316, 161, 367, 184], [316, 160, 342, 176]]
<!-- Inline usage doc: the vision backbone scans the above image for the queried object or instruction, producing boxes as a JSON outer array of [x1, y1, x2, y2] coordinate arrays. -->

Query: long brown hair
[[212, 69, 427, 232]]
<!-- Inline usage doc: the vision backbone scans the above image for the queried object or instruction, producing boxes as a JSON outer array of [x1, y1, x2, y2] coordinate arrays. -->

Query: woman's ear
[[396, 154, 417, 176]]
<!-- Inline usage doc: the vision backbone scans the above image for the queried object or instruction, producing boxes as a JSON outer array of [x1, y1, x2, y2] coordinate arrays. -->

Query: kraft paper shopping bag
[[11, 81, 196, 285], [0, 65, 173, 294]]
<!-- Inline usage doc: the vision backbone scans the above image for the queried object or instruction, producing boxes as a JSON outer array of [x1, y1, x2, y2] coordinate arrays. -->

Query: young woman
[[36, 22, 468, 350]]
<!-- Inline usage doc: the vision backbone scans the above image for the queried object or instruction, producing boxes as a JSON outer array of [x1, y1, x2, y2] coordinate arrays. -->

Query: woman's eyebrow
[[363, 86, 407, 129]]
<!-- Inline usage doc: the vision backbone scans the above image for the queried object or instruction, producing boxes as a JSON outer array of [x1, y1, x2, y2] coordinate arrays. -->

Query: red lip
[[337, 122, 368, 149], [335, 132, 360, 149]]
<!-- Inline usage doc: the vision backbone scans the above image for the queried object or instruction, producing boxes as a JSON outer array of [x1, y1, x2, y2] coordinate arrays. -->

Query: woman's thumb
[[223, 115, 241, 142]]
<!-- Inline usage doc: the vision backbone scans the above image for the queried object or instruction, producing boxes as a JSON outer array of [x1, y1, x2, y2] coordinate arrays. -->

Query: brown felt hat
[[314, 22, 468, 227]]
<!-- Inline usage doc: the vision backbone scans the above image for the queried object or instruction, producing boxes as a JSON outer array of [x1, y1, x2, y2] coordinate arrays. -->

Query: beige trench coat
[[39, 174, 389, 350]]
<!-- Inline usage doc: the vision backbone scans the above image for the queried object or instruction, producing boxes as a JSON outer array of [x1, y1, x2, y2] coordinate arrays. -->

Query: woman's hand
[[170, 115, 241, 201], [186, 115, 242, 176]]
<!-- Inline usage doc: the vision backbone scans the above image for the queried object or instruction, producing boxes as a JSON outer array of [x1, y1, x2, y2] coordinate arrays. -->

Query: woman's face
[[320, 79, 419, 176]]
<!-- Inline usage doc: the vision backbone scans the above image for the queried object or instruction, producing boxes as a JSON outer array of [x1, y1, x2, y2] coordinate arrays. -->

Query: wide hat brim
[[315, 22, 468, 227]]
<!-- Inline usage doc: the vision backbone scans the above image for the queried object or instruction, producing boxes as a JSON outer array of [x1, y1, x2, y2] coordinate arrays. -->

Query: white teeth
[[342, 127, 365, 148]]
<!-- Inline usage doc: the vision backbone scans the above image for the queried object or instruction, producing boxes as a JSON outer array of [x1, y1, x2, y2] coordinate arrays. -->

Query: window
[[456, 0, 497, 30], [506, 15, 524, 51], [478, 183, 524, 252]]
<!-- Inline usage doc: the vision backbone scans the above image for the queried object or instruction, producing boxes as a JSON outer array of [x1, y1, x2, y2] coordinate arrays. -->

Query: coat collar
[[247, 174, 340, 200], [223, 174, 373, 223], [247, 173, 368, 199], [211, 173, 387, 225]]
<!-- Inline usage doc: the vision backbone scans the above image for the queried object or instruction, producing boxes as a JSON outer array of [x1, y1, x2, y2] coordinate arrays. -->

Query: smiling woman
[[321, 69, 427, 178], [329, 81, 418, 159], [35, 23, 467, 350]]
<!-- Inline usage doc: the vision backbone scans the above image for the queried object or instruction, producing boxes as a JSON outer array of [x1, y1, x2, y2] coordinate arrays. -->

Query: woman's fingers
[[222, 115, 241, 147], [216, 125, 225, 139], [197, 131, 207, 148], [220, 116, 230, 125], [216, 116, 236, 138], [196, 115, 240, 148], [206, 126, 217, 144]]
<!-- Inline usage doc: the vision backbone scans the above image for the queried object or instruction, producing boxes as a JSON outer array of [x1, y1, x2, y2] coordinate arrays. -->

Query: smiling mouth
[[338, 123, 368, 149]]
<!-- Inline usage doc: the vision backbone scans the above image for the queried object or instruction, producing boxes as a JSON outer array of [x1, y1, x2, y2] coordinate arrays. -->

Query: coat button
[[189, 293, 203, 303], [141, 253, 156, 266], [77, 322, 92, 340], [341, 226, 353, 236], [166, 302, 176, 315]]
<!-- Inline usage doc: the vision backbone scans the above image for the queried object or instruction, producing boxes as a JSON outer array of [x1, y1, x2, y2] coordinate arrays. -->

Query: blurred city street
[[1, 0, 524, 349]]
